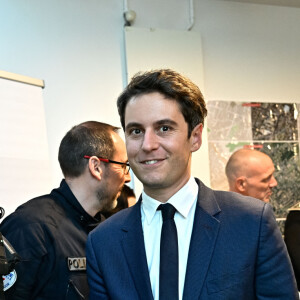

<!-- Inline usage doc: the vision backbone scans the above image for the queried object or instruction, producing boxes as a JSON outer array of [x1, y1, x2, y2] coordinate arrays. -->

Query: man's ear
[[236, 176, 247, 193], [88, 156, 102, 181], [190, 123, 203, 152]]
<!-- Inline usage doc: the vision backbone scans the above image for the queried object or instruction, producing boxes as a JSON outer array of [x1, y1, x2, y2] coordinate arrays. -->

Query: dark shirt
[[0, 179, 102, 300], [285, 209, 300, 291]]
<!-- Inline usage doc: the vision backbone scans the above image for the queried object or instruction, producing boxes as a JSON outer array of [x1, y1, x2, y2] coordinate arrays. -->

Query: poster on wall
[[0, 73, 52, 217], [207, 101, 300, 232]]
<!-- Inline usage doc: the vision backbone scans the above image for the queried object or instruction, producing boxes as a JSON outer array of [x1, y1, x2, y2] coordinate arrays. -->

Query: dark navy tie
[[158, 203, 179, 300]]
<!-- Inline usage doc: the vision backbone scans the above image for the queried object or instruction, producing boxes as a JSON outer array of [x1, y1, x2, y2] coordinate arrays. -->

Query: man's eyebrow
[[125, 122, 142, 131], [262, 172, 274, 182], [155, 119, 178, 127]]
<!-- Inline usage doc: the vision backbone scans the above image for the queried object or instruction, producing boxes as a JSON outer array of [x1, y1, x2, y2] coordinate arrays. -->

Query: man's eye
[[160, 126, 170, 132], [131, 128, 141, 135]]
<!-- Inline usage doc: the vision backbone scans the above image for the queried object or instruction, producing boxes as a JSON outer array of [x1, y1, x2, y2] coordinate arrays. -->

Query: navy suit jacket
[[86, 178, 298, 299]]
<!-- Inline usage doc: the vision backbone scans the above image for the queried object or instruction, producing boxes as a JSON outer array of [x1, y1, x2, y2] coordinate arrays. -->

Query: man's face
[[124, 92, 202, 201], [98, 132, 131, 211], [244, 156, 277, 202]]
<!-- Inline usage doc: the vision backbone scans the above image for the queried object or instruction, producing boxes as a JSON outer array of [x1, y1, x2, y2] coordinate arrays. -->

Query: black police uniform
[[0, 180, 103, 300]]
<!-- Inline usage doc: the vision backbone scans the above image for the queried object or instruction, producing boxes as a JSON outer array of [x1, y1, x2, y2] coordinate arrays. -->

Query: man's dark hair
[[117, 69, 207, 137], [58, 121, 119, 178]]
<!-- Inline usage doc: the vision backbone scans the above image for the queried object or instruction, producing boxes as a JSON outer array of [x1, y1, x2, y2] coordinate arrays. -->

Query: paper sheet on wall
[[0, 77, 52, 217]]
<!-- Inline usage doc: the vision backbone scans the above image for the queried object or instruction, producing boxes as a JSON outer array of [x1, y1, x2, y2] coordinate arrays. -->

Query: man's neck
[[143, 176, 192, 203], [65, 177, 99, 217]]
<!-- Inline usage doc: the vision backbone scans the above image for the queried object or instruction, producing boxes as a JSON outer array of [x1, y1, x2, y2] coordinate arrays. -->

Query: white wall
[[130, 0, 300, 101], [0, 0, 125, 188], [197, 1, 300, 102], [1, 0, 300, 199]]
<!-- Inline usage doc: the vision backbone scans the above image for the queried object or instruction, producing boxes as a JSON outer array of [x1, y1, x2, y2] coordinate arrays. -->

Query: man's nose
[[141, 130, 159, 152], [269, 176, 278, 188]]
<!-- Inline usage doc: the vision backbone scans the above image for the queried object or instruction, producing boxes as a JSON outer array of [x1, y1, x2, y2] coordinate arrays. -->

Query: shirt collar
[[141, 177, 198, 225]]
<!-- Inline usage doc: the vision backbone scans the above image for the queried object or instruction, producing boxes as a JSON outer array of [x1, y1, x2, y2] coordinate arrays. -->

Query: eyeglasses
[[83, 155, 131, 175]]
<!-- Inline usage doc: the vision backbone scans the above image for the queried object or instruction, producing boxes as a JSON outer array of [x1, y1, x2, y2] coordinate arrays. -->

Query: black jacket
[[285, 209, 300, 291], [0, 180, 103, 300]]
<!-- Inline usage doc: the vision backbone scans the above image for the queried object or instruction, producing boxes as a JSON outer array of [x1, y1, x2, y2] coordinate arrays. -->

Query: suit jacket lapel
[[121, 197, 154, 300], [183, 179, 221, 300]]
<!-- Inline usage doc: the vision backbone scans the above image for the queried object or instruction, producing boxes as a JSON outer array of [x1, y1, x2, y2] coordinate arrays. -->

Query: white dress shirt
[[141, 176, 198, 300]]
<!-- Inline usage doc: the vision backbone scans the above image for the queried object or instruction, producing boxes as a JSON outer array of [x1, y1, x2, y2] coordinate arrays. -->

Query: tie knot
[[158, 203, 176, 221]]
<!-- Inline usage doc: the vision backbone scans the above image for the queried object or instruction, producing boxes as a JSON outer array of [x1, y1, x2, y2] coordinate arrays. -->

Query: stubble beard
[[96, 189, 118, 213]]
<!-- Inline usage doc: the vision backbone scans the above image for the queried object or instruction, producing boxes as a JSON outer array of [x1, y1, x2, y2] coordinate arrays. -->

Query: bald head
[[225, 149, 277, 202]]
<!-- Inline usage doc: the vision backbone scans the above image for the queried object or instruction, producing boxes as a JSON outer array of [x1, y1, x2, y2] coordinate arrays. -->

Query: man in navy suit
[[86, 69, 298, 299]]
